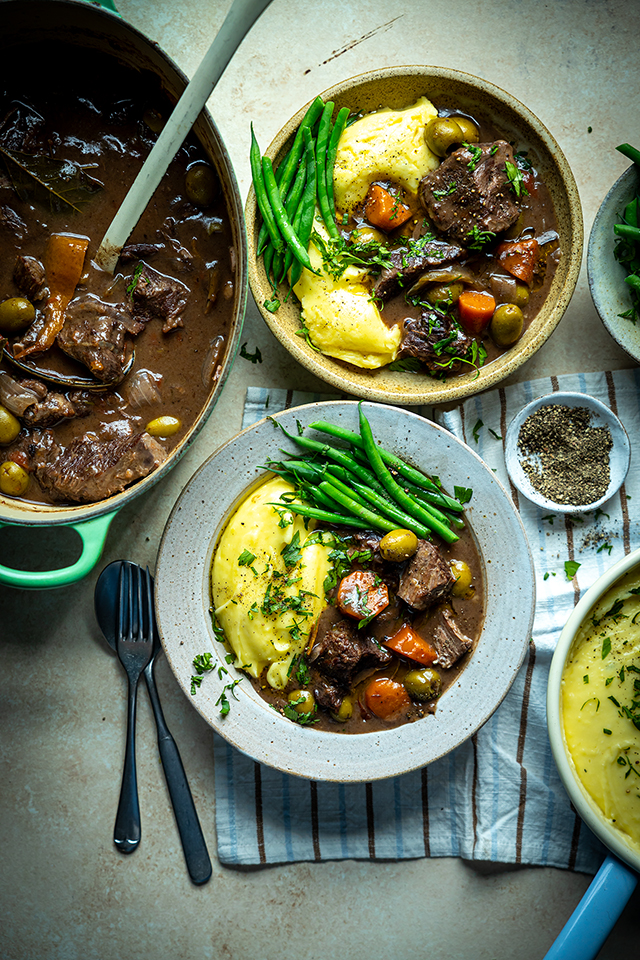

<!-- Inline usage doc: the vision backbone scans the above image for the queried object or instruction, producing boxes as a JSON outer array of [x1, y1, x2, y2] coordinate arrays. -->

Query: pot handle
[[0, 511, 117, 590], [543, 853, 637, 959]]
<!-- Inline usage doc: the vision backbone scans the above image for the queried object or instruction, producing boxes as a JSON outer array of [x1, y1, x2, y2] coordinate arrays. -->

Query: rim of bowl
[[504, 391, 630, 514], [588, 163, 640, 363], [247, 64, 583, 406], [547, 547, 640, 873], [155, 398, 535, 782]]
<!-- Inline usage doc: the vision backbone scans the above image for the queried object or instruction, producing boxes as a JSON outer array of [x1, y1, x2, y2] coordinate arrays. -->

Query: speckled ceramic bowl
[[588, 164, 640, 362], [246, 66, 583, 407], [155, 400, 535, 782], [504, 392, 630, 514]]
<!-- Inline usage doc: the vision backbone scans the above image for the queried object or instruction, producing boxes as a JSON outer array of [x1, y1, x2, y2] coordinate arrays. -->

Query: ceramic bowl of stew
[[246, 66, 582, 407], [155, 400, 535, 782], [0, 1, 247, 588]]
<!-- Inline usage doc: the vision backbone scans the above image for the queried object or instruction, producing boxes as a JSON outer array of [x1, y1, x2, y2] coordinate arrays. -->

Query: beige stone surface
[[2, 0, 640, 957]]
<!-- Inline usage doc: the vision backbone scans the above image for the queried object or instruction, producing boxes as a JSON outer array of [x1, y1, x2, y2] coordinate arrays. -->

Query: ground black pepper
[[517, 404, 613, 506]]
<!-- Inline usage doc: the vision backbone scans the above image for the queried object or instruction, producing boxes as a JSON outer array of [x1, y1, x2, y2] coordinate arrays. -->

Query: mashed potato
[[293, 220, 401, 368], [333, 96, 440, 216], [210, 476, 332, 690], [562, 571, 640, 854]]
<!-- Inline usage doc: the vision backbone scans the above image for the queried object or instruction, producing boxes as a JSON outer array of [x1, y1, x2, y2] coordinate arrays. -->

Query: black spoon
[[95, 559, 212, 885]]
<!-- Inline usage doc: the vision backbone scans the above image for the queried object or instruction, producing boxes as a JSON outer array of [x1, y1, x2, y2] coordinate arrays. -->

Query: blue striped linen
[[212, 369, 640, 867]]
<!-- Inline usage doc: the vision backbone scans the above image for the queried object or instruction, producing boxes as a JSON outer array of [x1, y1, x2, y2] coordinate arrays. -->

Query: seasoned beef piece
[[313, 678, 345, 714], [309, 608, 392, 684], [57, 294, 142, 384], [0, 205, 27, 240], [419, 141, 521, 245], [36, 431, 167, 503], [431, 608, 473, 668], [6, 427, 60, 473], [373, 239, 465, 303], [397, 539, 455, 610], [119, 243, 164, 262], [131, 263, 189, 333], [13, 255, 48, 301], [399, 306, 473, 372], [20, 381, 92, 427]]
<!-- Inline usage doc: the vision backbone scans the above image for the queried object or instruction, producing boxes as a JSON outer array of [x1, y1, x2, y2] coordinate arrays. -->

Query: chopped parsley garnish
[[432, 181, 457, 200], [564, 560, 581, 580], [281, 531, 303, 568], [504, 160, 529, 199], [454, 485, 473, 504], [472, 419, 483, 443], [240, 342, 263, 363], [466, 225, 496, 250], [464, 142, 483, 170], [602, 637, 612, 659]]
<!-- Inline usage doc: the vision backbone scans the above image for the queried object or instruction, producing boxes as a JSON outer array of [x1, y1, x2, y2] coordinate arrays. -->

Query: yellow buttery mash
[[210, 476, 332, 690], [562, 571, 640, 853], [332, 95, 440, 215]]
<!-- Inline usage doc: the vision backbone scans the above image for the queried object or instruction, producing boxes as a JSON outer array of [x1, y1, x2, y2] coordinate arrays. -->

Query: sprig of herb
[[505, 160, 529, 199], [240, 342, 263, 363]]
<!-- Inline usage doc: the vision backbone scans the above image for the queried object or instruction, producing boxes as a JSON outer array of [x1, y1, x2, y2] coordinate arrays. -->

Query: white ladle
[[95, 0, 273, 273]]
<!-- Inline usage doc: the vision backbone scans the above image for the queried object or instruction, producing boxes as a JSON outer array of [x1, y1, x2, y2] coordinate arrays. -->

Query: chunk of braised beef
[[430, 608, 473, 668], [119, 243, 164, 262], [0, 205, 27, 240], [373, 238, 465, 303], [419, 141, 521, 245], [6, 427, 60, 473], [399, 306, 473, 372], [36, 431, 167, 503], [13, 255, 48, 301], [309, 607, 392, 686], [131, 262, 189, 333], [313, 678, 345, 714], [57, 294, 142, 384], [20, 381, 92, 427], [396, 539, 455, 611]]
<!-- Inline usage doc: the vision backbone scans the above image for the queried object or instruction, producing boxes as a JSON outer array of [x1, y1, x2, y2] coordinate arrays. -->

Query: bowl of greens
[[588, 144, 640, 361]]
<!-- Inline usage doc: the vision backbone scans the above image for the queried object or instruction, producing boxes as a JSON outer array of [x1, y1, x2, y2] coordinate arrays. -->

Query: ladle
[[95, 559, 212, 884], [4, 0, 272, 388]]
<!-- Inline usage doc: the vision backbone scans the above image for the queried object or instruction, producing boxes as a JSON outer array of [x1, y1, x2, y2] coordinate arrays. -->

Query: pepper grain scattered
[[517, 404, 613, 506]]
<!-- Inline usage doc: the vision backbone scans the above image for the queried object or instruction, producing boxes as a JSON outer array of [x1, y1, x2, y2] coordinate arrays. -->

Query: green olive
[[379, 529, 419, 562], [424, 117, 464, 157], [450, 115, 479, 143], [490, 303, 524, 347], [332, 696, 354, 723], [425, 281, 464, 306], [0, 297, 35, 333], [288, 689, 316, 715], [145, 415, 182, 438], [404, 668, 442, 703], [513, 282, 530, 308], [0, 405, 21, 445], [450, 559, 473, 597], [351, 226, 386, 246], [185, 164, 218, 206], [0, 460, 29, 497]]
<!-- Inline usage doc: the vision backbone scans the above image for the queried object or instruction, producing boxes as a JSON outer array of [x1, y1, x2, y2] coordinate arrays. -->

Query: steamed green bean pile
[[250, 96, 350, 302], [264, 405, 470, 545], [614, 143, 640, 323]]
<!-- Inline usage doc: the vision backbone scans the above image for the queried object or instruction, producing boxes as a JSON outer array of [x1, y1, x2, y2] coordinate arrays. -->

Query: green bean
[[317, 481, 397, 534], [315, 101, 340, 239], [308, 419, 463, 508], [250, 125, 284, 255], [615, 223, 640, 242], [357, 405, 459, 544], [290, 127, 319, 287], [256, 96, 324, 254], [262, 157, 316, 273], [268, 501, 372, 529], [326, 106, 349, 220], [275, 160, 310, 284], [325, 467, 432, 539], [617, 143, 640, 167]]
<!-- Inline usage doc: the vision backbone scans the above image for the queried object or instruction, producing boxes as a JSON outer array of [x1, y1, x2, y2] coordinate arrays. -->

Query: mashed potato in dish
[[333, 96, 440, 215], [562, 570, 640, 854], [210, 476, 332, 690], [293, 222, 401, 369]]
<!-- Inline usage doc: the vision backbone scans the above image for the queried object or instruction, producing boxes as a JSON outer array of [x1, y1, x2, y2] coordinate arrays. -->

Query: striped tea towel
[[212, 369, 640, 867]]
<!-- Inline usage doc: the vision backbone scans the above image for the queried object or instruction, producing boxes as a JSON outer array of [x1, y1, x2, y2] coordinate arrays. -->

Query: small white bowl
[[504, 392, 630, 514]]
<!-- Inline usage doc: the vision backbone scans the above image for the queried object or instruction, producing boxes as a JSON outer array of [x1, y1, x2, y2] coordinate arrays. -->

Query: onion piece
[[489, 272, 518, 303], [125, 369, 162, 408], [201, 335, 225, 387], [0, 369, 40, 416], [408, 264, 474, 296]]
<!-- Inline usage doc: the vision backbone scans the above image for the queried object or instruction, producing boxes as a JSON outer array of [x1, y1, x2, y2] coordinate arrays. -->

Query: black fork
[[114, 562, 154, 854]]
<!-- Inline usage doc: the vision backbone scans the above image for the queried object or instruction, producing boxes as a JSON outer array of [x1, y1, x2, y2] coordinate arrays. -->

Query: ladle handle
[[95, 0, 273, 272]]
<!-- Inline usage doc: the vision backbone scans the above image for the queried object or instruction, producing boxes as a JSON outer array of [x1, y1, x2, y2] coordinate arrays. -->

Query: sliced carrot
[[383, 624, 437, 665], [496, 238, 539, 285], [364, 677, 411, 720], [13, 233, 88, 358], [457, 289, 496, 336], [364, 183, 412, 232], [336, 570, 389, 621]]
